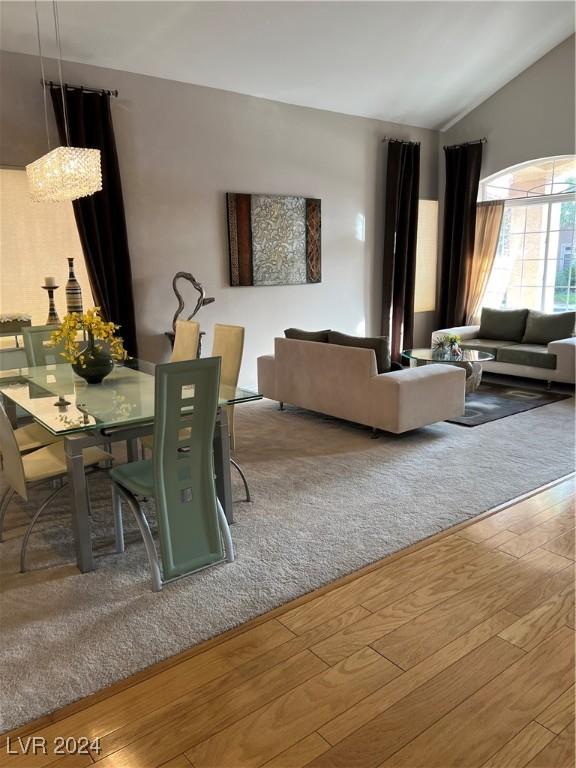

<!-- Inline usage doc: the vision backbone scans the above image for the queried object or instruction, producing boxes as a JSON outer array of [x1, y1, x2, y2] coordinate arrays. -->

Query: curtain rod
[[382, 137, 421, 145], [443, 137, 487, 150], [41, 79, 119, 97]]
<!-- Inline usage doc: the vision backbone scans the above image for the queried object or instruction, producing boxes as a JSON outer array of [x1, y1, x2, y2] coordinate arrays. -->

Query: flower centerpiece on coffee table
[[432, 333, 462, 358], [50, 307, 128, 384]]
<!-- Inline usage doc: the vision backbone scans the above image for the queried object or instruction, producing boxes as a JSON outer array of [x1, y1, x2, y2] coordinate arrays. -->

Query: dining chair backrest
[[153, 357, 223, 580], [211, 324, 244, 389], [22, 325, 66, 367], [0, 404, 27, 499], [211, 324, 244, 450], [171, 320, 200, 363]]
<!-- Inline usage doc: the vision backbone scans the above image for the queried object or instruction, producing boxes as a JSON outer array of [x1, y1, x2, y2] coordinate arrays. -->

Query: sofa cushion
[[328, 331, 391, 374], [496, 344, 557, 370], [479, 307, 529, 341], [522, 310, 575, 345], [460, 338, 516, 357], [284, 328, 331, 343]]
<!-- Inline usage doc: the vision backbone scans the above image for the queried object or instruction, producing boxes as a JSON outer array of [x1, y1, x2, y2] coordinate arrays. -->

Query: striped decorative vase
[[65, 257, 84, 315]]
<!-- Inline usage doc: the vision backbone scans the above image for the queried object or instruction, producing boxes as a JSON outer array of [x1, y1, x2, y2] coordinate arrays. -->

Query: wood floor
[[1, 476, 575, 768]]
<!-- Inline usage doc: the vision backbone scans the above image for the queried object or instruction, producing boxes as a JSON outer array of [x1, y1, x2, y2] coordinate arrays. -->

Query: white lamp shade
[[26, 146, 102, 203]]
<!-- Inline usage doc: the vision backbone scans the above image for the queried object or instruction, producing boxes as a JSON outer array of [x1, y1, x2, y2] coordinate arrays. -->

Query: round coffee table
[[402, 348, 495, 393]]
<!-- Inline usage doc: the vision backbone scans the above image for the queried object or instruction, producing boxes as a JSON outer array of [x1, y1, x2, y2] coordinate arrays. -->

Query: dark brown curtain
[[438, 142, 483, 328], [51, 87, 138, 356], [381, 140, 420, 360]]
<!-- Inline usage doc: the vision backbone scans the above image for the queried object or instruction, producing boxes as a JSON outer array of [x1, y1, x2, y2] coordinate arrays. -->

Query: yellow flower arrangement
[[50, 307, 128, 368]]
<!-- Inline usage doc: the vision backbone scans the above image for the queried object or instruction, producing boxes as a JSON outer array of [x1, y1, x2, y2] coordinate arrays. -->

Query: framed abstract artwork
[[226, 193, 321, 286]]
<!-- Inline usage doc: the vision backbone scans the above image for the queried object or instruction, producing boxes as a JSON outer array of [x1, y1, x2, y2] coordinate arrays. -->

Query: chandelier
[[27, 146, 102, 202], [26, 1, 102, 202]]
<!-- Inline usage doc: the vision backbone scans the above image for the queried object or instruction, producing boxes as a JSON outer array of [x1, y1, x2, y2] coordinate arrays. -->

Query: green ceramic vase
[[72, 331, 114, 384]]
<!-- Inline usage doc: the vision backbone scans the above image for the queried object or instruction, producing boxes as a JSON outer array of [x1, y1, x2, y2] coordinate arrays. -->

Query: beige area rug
[[1, 397, 574, 731]]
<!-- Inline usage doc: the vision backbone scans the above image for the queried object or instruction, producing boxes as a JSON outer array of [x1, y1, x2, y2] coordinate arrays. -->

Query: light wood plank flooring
[[1, 475, 574, 768]]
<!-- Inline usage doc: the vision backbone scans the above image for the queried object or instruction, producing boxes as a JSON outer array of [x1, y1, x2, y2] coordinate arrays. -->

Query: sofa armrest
[[257, 355, 276, 399], [548, 337, 576, 383], [431, 325, 480, 344], [369, 364, 465, 433]]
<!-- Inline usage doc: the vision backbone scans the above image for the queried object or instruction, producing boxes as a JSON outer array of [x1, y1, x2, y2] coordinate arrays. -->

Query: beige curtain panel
[[465, 200, 505, 324]]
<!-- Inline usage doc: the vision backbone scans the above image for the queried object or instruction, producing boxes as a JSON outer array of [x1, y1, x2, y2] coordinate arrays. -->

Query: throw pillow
[[284, 328, 331, 343], [328, 331, 391, 373], [478, 307, 529, 342], [522, 310, 576, 345]]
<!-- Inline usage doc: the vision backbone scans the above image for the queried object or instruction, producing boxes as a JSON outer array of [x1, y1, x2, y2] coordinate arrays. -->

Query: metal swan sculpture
[[171, 272, 215, 332]]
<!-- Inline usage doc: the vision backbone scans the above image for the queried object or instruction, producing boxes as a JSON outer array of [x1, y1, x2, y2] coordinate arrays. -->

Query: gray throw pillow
[[522, 310, 576, 345], [328, 331, 391, 373], [284, 328, 331, 343], [478, 307, 529, 342]]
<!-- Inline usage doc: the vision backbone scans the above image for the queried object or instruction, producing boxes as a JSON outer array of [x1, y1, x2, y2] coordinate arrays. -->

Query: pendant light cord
[[34, 0, 51, 151], [52, 0, 71, 147]]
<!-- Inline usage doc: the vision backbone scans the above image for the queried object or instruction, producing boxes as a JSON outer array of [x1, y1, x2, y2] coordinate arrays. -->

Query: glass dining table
[[0, 359, 261, 572]]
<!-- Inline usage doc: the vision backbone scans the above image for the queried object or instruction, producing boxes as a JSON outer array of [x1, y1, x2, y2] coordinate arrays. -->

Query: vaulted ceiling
[[1, 1, 574, 129]]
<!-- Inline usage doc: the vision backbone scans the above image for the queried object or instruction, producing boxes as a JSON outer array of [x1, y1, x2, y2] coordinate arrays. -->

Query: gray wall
[[435, 35, 575, 329], [3, 35, 572, 382], [442, 35, 575, 179], [0, 50, 438, 385]]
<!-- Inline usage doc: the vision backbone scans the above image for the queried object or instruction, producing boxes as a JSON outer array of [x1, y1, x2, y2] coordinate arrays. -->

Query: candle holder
[[42, 284, 61, 325]]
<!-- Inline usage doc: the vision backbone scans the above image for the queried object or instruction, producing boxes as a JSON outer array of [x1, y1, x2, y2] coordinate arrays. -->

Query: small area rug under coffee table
[[448, 382, 572, 426]]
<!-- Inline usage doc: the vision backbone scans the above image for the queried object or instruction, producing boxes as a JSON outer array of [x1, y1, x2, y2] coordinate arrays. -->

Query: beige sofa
[[257, 338, 465, 434]]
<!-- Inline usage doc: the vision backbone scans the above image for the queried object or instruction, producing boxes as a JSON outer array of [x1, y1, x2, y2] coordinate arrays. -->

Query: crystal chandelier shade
[[27, 146, 102, 202], [27, 1, 103, 203]]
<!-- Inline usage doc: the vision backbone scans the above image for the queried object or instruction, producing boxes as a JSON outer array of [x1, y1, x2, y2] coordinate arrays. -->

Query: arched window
[[478, 156, 575, 313]]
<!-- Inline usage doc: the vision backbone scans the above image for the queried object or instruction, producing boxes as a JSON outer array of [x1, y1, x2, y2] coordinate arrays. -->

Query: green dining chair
[[140, 319, 200, 453], [110, 357, 235, 592], [22, 325, 66, 367], [9, 326, 67, 452]]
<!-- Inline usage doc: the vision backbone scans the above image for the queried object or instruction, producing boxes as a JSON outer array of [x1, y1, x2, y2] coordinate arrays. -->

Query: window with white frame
[[479, 156, 576, 313]]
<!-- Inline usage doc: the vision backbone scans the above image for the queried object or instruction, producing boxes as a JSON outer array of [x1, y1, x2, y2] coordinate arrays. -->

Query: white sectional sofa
[[257, 337, 465, 434]]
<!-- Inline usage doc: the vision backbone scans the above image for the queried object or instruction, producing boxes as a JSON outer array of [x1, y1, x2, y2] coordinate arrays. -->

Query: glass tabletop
[[402, 348, 495, 363], [0, 359, 262, 435]]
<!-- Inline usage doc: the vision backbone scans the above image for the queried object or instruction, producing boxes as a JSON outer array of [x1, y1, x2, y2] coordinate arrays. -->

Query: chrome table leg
[[65, 435, 95, 573], [126, 438, 140, 463]]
